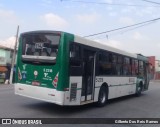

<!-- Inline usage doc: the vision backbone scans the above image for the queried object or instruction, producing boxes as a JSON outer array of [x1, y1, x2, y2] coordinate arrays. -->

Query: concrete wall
[[148, 56, 155, 80], [155, 60, 160, 80]]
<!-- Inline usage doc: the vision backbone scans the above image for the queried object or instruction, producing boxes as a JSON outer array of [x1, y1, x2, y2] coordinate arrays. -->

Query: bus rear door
[[81, 49, 96, 103]]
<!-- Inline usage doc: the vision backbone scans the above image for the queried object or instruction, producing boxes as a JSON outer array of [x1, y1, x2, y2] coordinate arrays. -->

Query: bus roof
[[20, 30, 62, 36], [74, 35, 137, 58], [20, 30, 140, 59], [137, 54, 148, 61]]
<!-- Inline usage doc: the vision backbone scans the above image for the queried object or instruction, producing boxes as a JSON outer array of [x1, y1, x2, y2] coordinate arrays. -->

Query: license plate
[[32, 81, 40, 86]]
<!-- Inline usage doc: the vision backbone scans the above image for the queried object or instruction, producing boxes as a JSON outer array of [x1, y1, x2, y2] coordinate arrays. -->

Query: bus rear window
[[21, 33, 60, 63]]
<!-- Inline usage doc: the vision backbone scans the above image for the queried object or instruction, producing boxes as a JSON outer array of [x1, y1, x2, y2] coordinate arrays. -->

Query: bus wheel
[[136, 84, 142, 97], [96, 86, 108, 107]]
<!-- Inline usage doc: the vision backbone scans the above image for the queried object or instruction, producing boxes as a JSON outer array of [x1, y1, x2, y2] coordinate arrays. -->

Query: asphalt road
[[0, 81, 160, 127]]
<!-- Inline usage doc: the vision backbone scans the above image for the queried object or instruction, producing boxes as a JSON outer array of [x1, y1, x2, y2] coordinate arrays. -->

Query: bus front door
[[144, 63, 150, 90], [81, 50, 95, 102]]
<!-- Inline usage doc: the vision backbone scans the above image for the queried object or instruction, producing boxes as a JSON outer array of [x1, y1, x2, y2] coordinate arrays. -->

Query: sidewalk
[[150, 80, 160, 83], [0, 83, 14, 88]]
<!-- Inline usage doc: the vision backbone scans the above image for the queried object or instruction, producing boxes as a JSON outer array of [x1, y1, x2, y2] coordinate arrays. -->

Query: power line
[[105, 21, 156, 38], [118, 21, 156, 34], [61, 0, 160, 7], [89, 21, 156, 40], [141, 0, 160, 5], [84, 17, 160, 37]]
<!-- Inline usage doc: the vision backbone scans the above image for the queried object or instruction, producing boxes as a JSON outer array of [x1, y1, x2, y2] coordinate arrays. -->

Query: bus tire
[[96, 85, 108, 107], [136, 83, 142, 97]]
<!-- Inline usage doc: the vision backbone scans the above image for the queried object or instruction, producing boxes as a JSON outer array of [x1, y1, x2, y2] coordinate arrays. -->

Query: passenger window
[[99, 52, 108, 62], [123, 57, 132, 75], [117, 56, 123, 64], [70, 44, 80, 59], [70, 43, 81, 67], [112, 55, 117, 63]]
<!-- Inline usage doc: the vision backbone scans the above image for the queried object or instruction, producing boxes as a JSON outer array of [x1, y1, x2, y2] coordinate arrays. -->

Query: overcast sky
[[0, 0, 160, 59]]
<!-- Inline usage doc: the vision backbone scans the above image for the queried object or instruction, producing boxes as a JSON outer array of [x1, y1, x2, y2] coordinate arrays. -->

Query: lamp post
[[9, 25, 19, 84]]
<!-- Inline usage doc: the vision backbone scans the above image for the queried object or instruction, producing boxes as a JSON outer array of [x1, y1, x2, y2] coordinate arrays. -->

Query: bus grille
[[70, 83, 77, 101]]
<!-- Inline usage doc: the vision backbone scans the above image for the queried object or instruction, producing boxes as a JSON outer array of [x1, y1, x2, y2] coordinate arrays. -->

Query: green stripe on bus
[[94, 83, 136, 88]]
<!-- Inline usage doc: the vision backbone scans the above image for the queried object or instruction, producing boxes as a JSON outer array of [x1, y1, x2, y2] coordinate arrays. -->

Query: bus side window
[[135, 60, 138, 74], [70, 44, 80, 58], [69, 43, 81, 67], [112, 54, 117, 63], [123, 57, 132, 75], [132, 59, 136, 75], [117, 55, 123, 75], [111, 54, 117, 75], [98, 52, 113, 75], [69, 43, 82, 76]]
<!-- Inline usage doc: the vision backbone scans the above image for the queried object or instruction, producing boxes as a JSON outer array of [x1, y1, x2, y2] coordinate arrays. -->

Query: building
[[0, 45, 14, 83], [148, 56, 160, 80], [148, 56, 155, 80], [155, 60, 160, 80]]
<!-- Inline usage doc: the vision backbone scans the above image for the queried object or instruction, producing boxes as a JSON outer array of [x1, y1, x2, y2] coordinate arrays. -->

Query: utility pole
[[9, 25, 19, 84]]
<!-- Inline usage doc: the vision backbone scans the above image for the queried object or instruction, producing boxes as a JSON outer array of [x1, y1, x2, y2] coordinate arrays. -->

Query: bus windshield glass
[[21, 33, 60, 63]]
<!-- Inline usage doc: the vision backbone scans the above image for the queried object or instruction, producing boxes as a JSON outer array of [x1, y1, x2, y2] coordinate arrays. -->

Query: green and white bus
[[15, 31, 150, 106]]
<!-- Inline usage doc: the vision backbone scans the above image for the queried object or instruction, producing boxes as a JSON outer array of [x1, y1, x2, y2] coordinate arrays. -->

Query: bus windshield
[[21, 33, 60, 63]]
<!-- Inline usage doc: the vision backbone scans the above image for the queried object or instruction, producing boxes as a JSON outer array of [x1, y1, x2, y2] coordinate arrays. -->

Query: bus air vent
[[70, 83, 77, 101]]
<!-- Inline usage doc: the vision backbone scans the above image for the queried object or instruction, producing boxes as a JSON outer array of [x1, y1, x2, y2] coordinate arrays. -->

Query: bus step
[[80, 100, 94, 105]]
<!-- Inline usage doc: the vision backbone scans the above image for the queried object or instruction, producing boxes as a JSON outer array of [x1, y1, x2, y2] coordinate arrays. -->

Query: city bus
[[15, 31, 150, 106]]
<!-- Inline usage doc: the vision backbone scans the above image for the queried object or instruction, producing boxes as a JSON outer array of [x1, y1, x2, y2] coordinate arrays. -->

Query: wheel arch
[[138, 80, 143, 90], [98, 82, 109, 98], [96, 82, 109, 107], [136, 80, 143, 96]]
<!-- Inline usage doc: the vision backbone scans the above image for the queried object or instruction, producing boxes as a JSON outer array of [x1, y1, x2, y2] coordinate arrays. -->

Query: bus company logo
[[2, 119, 11, 124], [34, 71, 38, 78]]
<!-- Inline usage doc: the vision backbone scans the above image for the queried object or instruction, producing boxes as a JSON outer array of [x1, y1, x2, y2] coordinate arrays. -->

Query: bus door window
[[144, 62, 150, 88], [139, 61, 144, 76], [81, 49, 95, 100], [85, 54, 94, 95]]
